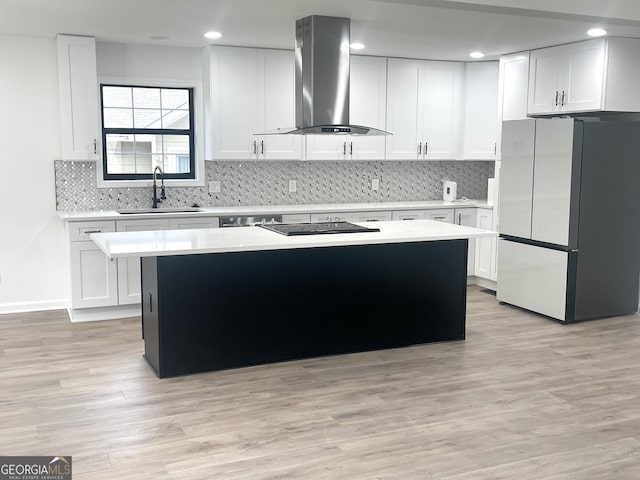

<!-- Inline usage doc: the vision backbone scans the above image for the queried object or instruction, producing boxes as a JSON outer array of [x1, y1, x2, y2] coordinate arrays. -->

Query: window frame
[[100, 84, 196, 181]]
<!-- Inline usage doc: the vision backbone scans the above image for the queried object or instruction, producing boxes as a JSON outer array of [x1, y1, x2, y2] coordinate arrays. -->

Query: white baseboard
[[473, 276, 497, 291], [68, 305, 141, 322], [0, 299, 68, 315]]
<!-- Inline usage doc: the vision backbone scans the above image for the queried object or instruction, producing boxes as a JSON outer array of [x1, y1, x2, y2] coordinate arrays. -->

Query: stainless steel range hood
[[264, 15, 390, 136]]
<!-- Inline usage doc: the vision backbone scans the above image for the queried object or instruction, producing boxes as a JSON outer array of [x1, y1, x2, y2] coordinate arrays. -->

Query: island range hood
[[263, 15, 391, 136]]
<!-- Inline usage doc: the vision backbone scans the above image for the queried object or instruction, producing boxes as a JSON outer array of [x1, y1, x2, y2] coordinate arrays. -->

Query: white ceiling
[[2, 0, 640, 60]]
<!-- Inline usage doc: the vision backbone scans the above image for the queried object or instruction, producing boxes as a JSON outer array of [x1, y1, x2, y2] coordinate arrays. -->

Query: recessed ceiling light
[[149, 35, 171, 41], [350, 43, 365, 50], [469, 51, 485, 59], [204, 31, 223, 40], [587, 28, 607, 37]]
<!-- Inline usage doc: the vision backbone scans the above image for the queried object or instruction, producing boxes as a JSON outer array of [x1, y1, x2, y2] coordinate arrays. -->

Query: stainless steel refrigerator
[[497, 118, 640, 323]]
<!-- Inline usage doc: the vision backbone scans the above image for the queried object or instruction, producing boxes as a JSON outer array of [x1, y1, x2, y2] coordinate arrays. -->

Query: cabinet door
[[169, 217, 219, 229], [499, 119, 536, 239], [455, 208, 477, 275], [463, 62, 499, 159], [422, 61, 464, 160], [349, 56, 387, 160], [474, 209, 494, 280], [527, 47, 563, 115], [70, 241, 118, 308], [305, 136, 348, 160], [385, 58, 423, 160], [56, 35, 100, 161], [425, 209, 454, 223], [256, 50, 302, 160], [531, 118, 575, 246], [561, 39, 605, 112], [210, 47, 258, 159], [116, 219, 171, 305], [500, 53, 530, 122]]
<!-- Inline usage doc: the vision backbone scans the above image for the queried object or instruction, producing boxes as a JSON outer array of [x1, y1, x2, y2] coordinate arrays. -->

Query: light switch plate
[[208, 181, 221, 193], [371, 178, 380, 191], [289, 179, 297, 193]]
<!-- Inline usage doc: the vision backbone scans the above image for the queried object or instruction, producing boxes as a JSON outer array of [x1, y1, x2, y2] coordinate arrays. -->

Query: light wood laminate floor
[[1, 287, 640, 479]]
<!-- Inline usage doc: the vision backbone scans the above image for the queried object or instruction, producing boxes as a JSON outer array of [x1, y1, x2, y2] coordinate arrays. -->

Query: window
[[100, 85, 195, 180]]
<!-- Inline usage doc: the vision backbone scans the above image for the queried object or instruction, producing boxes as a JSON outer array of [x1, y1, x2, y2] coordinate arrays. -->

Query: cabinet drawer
[[310, 212, 353, 223], [169, 217, 219, 229], [425, 209, 454, 223], [68, 221, 116, 242], [351, 211, 392, 222], [392, 210, 427, 221], [281, 213, 311, 223], [116, 218, 171, 232]]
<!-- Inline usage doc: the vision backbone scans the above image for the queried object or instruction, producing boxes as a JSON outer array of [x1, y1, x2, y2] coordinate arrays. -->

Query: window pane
[[134, 109, 162, 129], [162, 135, 190, 155], [102, 86, 132, 108], [133, 87, 160, 109], [134, 154, 154, 174], [103, 108, 133, 128], [161, 89, 189, 109], [162, 110, 190, 129], [106, 154, 136, 174], [106, 133, 135, 156]]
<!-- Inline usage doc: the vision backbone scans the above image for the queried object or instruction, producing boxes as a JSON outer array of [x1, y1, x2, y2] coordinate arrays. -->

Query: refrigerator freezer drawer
[[497, 239, 568, 321]]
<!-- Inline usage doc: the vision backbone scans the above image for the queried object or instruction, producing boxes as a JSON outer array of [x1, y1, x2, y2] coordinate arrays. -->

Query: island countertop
[[90, 219, 497, 259]]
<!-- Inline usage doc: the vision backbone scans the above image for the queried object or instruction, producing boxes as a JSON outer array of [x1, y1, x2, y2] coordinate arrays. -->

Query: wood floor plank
[[1, 287, 640, 479]]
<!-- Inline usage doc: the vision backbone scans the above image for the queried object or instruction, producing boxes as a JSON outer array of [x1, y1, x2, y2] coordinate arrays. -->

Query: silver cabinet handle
[[494, 142, 497, 155], [93, 139, 97, 155], [555, 91, 559, 106], [343, 142, 347, 156], [458, 213, 461, 225], [561, 90, 566, 106], [252, 140, 257, 155], [260, 140, 264, 155], [84, 229, 102, 234], [434, 216, 447, 220], [418, 142, 422, 155], [425, 142, 428, 157], [349, 142, 353, 155]]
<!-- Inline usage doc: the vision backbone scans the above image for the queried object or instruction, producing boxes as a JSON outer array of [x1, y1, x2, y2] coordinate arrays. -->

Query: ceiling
[[3, 0, 640, 60]]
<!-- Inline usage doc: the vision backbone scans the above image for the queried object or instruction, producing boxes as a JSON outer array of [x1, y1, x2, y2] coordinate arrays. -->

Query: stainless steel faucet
[[152, 166, 166, 208]]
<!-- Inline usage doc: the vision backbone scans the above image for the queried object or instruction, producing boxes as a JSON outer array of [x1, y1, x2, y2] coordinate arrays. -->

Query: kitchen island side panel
[[143, 240, 468, 378]]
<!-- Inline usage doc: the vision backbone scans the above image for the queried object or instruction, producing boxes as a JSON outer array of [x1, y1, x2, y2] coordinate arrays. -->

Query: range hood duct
[[264, 15, 390, 136]]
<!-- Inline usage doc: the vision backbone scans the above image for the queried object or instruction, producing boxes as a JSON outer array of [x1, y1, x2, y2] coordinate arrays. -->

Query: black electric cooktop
[[258, 221, 380, 236]]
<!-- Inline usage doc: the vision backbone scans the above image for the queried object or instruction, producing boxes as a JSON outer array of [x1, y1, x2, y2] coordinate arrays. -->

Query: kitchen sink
[[116, 207, 203, 214]]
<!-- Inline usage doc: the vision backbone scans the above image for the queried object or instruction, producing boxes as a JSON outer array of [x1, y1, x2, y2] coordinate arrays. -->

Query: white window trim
[[96, 76, 205, 188]]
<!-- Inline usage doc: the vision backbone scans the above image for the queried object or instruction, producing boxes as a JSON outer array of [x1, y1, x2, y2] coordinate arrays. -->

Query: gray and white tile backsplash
[[54, 160, 494, 211]]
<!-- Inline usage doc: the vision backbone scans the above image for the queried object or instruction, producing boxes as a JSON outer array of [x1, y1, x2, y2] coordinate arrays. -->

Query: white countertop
[[58, 200, 492, 221], [90, 219, 497, 258]]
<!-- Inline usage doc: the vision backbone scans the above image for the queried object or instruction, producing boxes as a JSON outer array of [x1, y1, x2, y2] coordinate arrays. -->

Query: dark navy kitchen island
[[90, 220, 495, 378]]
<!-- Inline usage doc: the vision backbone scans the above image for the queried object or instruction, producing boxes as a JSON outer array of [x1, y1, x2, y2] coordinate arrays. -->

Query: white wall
[[0, 35, 68, 313]]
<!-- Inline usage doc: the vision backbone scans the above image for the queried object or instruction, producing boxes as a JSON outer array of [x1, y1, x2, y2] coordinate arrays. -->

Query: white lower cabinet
[[69, 241, 118, 308], [455, 208, 476, 275], [116, 219, 171, 305], [169, 217, 220, 229], [474, 208, 495, 280]]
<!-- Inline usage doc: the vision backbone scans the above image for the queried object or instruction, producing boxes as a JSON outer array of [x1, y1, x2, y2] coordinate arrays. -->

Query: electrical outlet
[[288, 179, 297, 193], [371, 178, 380, 191], [208, 181, 221, 193]]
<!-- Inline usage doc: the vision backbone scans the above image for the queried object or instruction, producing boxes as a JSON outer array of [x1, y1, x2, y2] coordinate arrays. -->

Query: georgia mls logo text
[[0, 456, 72, 480]]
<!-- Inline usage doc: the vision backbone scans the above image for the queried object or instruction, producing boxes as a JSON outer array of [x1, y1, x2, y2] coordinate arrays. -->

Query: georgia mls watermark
[[0, 457, 71, 480]]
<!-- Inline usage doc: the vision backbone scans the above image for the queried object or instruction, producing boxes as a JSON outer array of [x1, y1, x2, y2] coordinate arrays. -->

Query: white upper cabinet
[[386, 59, 464, 160], [422, 61, 465, 160], [207, 46, 301, 160], [496, 51, 530, 160], [56, 35, 101, 161], [463, 62, 499, 160], [306, 55, 387, 160], [499, 52, 530, 122], [528, 39, 605, 115], [525, 38, 640, 115]]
